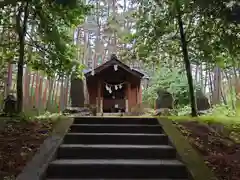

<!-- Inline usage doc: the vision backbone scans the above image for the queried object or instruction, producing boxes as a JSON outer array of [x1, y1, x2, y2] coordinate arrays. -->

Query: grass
[[167, 115, 240, 130]]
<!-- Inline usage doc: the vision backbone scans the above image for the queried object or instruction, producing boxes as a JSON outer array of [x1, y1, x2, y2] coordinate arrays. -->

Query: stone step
[[73, 117, 158, 125], [46, 178, 189, 180], [46, 159, 189, 179], [57, 144, 176, 159], [69, 124, 163, 134], [44, 117, 191, 179], [63, 133, 169, 145]]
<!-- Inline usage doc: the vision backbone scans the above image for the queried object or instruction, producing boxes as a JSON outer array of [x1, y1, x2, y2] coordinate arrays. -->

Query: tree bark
[[195, 64, 199, 83], [203, 64, 208, 93], [30, 72, 36, 107], [199, 63, 203, 88], [16, 2, 29, 113], [47, 77, 54, 109], [212, 66, 221, 105], [208, 68, 213, 104], [51, 77, 57, 107], [175, 0, 197, 116], [225, 71, 236, 109]]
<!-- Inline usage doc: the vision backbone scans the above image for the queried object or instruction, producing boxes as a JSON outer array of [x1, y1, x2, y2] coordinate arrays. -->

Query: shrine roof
[[84, 54, 145, 79]]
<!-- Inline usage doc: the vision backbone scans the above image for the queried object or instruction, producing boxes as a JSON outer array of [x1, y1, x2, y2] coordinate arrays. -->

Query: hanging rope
[[104, 81, 126, 94]]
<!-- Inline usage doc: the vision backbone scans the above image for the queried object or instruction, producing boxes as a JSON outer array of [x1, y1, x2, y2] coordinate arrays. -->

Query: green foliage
[[75, 63, 86, 79], [121, 0, 240, 70], [26, 0, 91, 76], [207, 104, 236, 117], [121, 0, 240, 117], [0, 0, 92, 112], [0, 0, 92, 77], [175, 105, 191, 116], [142, 85, 157, 108], [35, 111, 65, 121], [143, 65, 194, 108], [175, 104, 236, 117]]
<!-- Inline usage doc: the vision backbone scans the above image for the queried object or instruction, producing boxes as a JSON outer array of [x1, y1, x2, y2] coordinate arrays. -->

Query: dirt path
[[0, 120, 54, 179], [175, 120, 240, 180]]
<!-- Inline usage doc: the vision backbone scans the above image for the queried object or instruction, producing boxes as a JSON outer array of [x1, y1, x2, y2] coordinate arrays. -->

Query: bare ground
[[0, 120, 54, 179], [175, 120, 240, 180]]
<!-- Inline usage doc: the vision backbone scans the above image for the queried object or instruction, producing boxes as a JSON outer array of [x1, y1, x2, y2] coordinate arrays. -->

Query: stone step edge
[[47, 179, 188, 180], [59, 144, 174, 149], [70, 124, 162, 127], [66, 133, 166, 136], [50, 159, 184, 166]]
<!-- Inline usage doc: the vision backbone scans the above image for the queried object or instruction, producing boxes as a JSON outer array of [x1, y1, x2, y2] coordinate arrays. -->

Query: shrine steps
[[69, 124, 163, 134], [44, 117, 191, 180]]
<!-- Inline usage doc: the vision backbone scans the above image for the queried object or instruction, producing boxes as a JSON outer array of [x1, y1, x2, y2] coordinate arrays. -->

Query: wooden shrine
[[84, 54, 144, 113]]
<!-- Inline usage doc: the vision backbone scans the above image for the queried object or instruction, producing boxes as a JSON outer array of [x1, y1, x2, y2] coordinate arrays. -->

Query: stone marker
[[196, 90, 210, 111], [70, 73, 85, 107], [155, 89, 174, 109]]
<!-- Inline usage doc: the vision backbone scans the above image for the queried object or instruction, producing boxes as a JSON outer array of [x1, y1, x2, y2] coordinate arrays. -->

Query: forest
[[0, 0, 240, 180], [132, 0, 240, 117]]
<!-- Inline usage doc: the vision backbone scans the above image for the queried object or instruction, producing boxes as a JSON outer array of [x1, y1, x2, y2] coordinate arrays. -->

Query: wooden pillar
[[100, 97, 103, 113], [126, 82, 131, 112], [139, 84, 142, 104], [97, 80, 101, 113], [125, 99, 128, 113], [137, 84, 141, 105]]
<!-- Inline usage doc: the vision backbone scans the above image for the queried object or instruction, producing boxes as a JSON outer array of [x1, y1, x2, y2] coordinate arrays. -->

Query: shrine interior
[[103, 82, 126, 113]]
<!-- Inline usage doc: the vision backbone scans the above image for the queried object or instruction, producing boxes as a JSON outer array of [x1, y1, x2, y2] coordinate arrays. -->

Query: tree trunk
[[60, 76, 65, 111], [24, 23, 34, 110], [207, 65, 214, 105], [35, 71, 40, 109], [55, 79, 60, 110], [203, 64, 208, 93], [195, 64, 199, 83], [175, 0, 197, 116], [199, 63, 203, 88], [51, 77, 57, 107], [5, 63, 13, 97], [30, 72, 36, 107], [16, 2, 29, 113], [23, 66, 30, 111], [38, 75, 43, 113], [64, 76, 70, 108], [225, 71, 235, 109], [42, 78, 49, 110], [221, 87, 227, 105], [47, 77, 54, 109], [232, 66, 240, 109], [212, 66, 221, 105]]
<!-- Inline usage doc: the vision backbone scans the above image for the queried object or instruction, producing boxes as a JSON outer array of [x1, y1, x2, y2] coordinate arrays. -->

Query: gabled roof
[[84, 54, 144, 78]]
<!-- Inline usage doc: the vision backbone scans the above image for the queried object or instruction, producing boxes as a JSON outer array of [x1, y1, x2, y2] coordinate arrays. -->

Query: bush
[[175, 104, 236, 117], [176, 105, 191, 116], [207, 104, 236, 117]]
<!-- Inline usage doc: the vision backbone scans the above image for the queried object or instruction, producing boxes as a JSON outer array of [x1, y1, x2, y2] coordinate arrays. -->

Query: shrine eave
[[84, 54, 145, 79]]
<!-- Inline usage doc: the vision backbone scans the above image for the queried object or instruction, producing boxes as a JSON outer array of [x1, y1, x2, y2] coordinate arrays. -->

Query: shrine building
[[84, 54, 146, 113]]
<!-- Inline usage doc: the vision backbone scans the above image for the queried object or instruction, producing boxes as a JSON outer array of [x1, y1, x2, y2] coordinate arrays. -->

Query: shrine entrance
[[102, 82, 126, 113], [84, 54, 144, 114]]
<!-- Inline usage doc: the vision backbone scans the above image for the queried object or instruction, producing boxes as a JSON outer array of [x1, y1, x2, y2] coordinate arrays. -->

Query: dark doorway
[[103, 83, 126, 113]]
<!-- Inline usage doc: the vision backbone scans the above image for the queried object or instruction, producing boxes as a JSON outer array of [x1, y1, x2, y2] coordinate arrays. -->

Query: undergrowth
[[167, 104, 240, 143], [176, 104, 237, 117]]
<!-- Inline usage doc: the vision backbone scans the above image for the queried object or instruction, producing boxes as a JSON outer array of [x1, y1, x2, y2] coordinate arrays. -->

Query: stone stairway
[[44, 117, 191, 180]]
